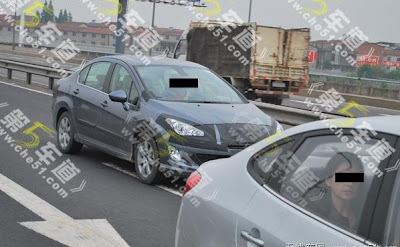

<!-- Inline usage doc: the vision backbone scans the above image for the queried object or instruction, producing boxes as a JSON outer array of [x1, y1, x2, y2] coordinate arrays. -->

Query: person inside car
[[310, 152, 364, 232]]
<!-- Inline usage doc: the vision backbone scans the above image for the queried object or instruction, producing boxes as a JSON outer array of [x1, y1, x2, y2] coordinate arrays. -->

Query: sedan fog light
[[170, 146, 183, 162]]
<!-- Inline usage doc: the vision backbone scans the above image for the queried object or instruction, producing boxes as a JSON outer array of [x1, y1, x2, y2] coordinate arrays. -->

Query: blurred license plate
[[273, 82, 286, 88]]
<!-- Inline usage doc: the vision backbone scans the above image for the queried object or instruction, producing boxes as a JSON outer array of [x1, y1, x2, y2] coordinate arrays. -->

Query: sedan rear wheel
[[134, 138, 163, 184], [57, 112, 83, 154]]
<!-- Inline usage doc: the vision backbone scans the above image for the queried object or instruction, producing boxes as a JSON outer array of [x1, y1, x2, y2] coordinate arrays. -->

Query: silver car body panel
[[176, 116, 400, 246]]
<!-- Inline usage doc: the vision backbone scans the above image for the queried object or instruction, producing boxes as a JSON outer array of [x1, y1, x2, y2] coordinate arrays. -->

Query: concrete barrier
[[299, 89, 400, 111], [308, 81, 400, 101], [252, 101, 341, 126]]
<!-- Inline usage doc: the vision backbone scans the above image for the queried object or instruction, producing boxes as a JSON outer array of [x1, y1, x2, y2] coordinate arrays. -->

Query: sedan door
[[95, 63, 142, 158], [72, 61, 112, 143], [237, 130, 397, 247], [367, 136, 400, 246]]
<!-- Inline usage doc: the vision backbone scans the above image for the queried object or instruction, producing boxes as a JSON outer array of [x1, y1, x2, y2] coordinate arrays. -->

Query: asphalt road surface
[[0, 74, 397, 246], [0, 82, 183, 247]]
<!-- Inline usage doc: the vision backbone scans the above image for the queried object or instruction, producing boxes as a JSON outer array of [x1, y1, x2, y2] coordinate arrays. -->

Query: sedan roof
[[246, 116, 400, 155], [286, 115, 400, 137]]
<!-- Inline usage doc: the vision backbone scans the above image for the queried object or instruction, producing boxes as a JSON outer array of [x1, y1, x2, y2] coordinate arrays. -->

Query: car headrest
[[96, 75, 106, 83], [122, 75, 131, 84]]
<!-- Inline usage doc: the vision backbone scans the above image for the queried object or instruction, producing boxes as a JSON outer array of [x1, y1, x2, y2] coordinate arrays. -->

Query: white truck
[[173, 21, 310, 104]]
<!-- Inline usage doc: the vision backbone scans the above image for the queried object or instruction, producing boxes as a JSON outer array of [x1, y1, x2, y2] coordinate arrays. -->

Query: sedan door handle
[[101, 101, 108, 107], [241, 231, 264, 247], [73, 89, 79, 95]]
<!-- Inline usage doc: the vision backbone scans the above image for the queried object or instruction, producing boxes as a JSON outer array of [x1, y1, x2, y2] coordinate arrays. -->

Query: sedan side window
[[79, 66, 90, 84], [109, 65, 132, 95], [109, 65, 139, 105], [129, 83, 139, 105], [85, 62, 111, 91], [260, 134, 396, 238]]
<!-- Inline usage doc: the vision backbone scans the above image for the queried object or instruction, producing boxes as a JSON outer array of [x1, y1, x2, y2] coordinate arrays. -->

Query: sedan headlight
[[166, 118, 204, 136], [276, 121, 284, 132]]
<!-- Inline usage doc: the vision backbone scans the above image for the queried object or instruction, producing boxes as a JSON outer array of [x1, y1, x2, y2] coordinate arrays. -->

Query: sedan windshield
[[135, 65, 246, 104]]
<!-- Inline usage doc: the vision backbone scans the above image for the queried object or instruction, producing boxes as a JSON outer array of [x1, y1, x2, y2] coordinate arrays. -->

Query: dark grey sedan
[[52, 55, 281, 184]]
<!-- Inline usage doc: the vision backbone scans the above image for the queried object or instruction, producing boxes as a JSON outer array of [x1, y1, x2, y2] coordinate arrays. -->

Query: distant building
[[381, 48, 400, 71], [309, 40, 357, 72], [356, 43, 386, 68], [309, 40, 400, 72], [0, 15, 184, 56], [357, 43, 400, 71]]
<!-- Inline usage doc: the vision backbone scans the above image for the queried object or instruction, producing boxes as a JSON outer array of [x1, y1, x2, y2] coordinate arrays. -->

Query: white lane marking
[[157, 185, 183, 197], [0, 172, 129, 246], [70, 179, 86, 193], [102, 162, 183, 197], [307, 82, 325, 94], [0, 80, 52, 96], [0, 102, 9, 108]]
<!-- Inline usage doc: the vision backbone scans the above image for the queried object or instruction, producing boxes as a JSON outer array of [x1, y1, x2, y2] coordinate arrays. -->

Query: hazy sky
[[18, 0, 400, 43]]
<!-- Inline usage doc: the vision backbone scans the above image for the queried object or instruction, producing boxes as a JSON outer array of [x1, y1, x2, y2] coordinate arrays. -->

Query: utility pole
[[12, 0, 17, 50], [248, 0, 253, 23], [115, 0, 128, 54], [149, 0, 156, 56]]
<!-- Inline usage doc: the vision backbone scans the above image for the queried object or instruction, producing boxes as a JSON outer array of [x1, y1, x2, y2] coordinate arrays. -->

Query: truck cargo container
[[173, 21, 310, 104]]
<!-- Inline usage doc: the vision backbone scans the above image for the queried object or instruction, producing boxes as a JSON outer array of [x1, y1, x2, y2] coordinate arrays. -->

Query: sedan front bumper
[[157, 142, 243, 177]]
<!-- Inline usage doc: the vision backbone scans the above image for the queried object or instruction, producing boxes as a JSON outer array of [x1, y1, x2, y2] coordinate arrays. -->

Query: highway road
[[0, 51, 399, 118], [0, 82, 183, 247], [0, 64, 398, 246]]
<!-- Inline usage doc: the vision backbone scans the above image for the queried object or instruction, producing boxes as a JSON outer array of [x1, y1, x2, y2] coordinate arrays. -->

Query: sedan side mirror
[[109, 90, 127, 103]]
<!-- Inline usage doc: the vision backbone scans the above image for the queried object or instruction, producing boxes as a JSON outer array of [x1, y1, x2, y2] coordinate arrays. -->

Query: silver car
[[176, 116, 400, 247]]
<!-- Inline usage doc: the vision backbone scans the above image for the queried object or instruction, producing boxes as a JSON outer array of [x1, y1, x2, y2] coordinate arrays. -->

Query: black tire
[[261, 95, 283, 105], [56, 111, 83, 154], [134, 138, 163, 184], [244, 89, 257, 101], [260, 95, 272, 104]]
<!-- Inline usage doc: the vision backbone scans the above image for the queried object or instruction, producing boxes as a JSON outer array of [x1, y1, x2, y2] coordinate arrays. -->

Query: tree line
[[346, 65, 400, 81], [35, 0, 73, 24]]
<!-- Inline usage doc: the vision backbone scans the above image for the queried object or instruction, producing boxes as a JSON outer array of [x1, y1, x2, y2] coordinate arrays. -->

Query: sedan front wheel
[[134, 138, 163, 184]]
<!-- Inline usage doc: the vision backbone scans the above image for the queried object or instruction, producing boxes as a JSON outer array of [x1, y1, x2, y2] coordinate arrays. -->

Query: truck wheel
[[260, 95, 282, 105], [244, 89, 257, 101], [275, 98, 283, 105]]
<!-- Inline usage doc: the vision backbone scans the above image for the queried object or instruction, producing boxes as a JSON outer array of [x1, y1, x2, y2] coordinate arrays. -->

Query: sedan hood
[[147, 100, 274, 126]]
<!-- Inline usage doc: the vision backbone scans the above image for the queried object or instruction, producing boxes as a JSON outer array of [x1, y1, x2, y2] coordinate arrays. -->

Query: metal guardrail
[[0, 59, 73, 89], [0, 41, 120, 58]]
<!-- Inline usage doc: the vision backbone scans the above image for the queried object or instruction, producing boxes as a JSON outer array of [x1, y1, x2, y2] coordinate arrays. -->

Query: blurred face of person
[[326, 162, 362, 201]]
